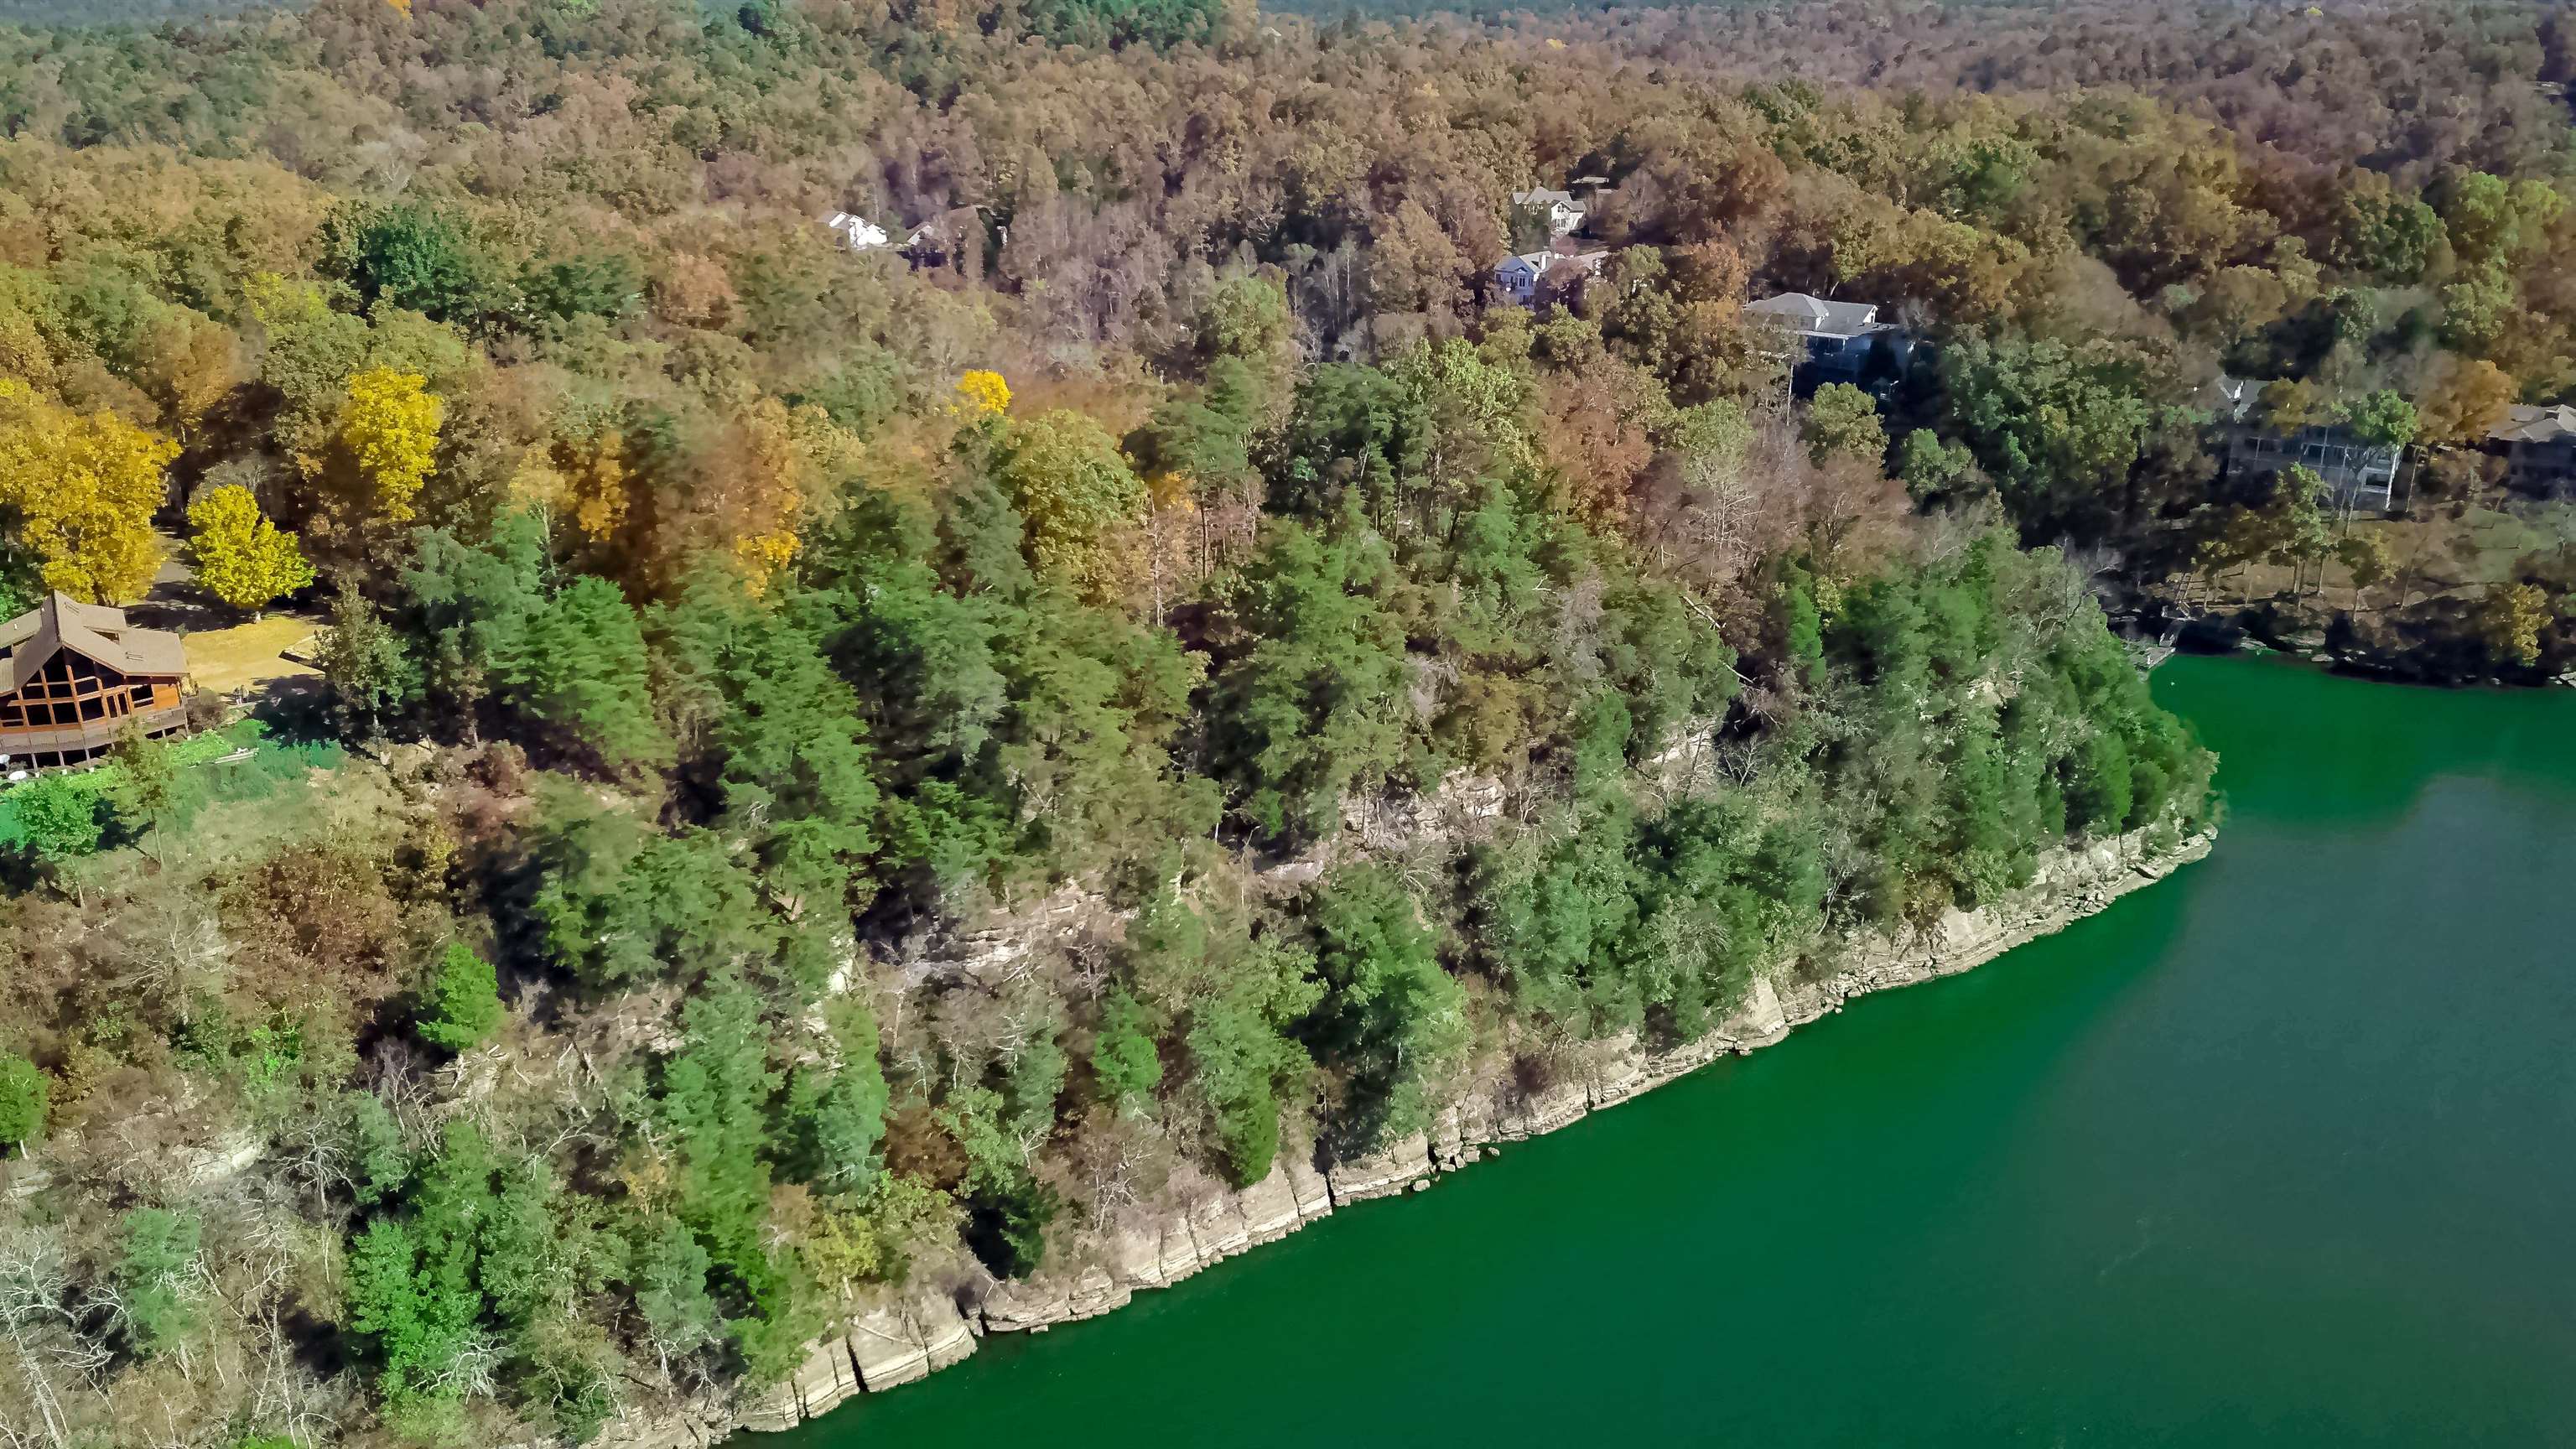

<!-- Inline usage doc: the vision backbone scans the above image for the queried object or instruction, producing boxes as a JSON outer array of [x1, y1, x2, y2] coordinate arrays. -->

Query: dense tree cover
[[1275, 1, 2576, 188], [0, 1, 2288, 1446], [0, 0, 281, 23]]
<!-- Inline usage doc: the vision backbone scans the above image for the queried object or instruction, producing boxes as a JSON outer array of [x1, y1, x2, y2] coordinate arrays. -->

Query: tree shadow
[[0, 843, 55, 896], [123, 547, 226, 635], [123, 591, 231, 636], [242, 675, 338, 746], [93, 797, 148, 854]]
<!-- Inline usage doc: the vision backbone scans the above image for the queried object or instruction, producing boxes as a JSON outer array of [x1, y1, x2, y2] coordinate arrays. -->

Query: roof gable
[[2496, 403, 2576, 444], [1746, 291, 1881, 336], [822, 211, 889, 249], [0, 593, 187, 693]]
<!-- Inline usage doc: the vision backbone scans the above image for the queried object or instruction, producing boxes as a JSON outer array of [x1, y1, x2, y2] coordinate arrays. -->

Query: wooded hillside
[[18, 0, 2563, 1443]]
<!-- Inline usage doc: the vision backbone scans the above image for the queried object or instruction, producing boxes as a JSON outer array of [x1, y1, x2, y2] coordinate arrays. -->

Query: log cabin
[[0, 593, 189, 771]]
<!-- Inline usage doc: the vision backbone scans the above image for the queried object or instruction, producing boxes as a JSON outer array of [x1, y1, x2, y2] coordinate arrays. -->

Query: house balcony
[[0, 702, 186, 761]]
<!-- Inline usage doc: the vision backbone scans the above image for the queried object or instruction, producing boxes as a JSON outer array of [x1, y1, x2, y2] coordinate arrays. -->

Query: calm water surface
[[788, 656, 2576, 1447]]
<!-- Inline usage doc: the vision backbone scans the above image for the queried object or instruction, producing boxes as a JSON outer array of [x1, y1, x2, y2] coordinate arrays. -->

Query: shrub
[[416, 943, 504, 1052], [117, 1208, 205, 1357], [9, 774, 104, 859], [0, 1053, 46, 1152]]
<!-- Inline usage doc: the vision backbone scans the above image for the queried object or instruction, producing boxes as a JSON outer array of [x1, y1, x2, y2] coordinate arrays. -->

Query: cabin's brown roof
[[0, 592, 187, 692]]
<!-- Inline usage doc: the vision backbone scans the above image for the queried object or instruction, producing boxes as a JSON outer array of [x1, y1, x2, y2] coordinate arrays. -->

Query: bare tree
[[0, 1227, 107, 1449]]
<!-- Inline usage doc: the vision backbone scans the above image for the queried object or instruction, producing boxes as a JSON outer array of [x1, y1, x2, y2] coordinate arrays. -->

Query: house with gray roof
[[1510, 187, 1587, 238], [2487, 403, 2576, 494], [1745, 292, 1904, 384]]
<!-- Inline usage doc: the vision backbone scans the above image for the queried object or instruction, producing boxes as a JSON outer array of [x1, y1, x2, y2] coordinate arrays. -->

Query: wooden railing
[[0, 704, 186, 758]]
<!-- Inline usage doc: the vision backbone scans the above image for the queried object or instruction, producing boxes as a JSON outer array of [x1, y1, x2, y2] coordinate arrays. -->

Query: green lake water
[[787, 656, 2576, 1446]]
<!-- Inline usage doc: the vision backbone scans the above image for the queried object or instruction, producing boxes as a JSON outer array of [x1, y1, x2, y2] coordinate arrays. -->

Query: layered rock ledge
[[630, 828, 2210, 1449]]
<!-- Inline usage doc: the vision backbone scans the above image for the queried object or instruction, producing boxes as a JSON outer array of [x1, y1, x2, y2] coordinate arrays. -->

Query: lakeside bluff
[[719, 827, 2211, 1446], [35, 0, 2576, 1441]]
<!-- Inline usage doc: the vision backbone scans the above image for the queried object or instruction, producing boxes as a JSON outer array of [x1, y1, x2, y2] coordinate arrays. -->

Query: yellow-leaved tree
[[953, 369, 1011, 417], [0, 379, 179, 604], [187, 483, 314, 615], [506, 427, 631, 552], [335, 367, 444, 525], [2480, 582, 2552, 667], [559, 428, 631, 544], [716, 398, 811, 595]]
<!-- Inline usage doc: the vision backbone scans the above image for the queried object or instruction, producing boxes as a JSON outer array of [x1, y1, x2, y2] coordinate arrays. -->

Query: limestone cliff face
[[707, 828, 2213, 1441]]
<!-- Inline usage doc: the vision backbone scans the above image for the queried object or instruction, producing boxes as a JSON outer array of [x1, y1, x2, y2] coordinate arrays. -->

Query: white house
[[1493, 248, 1608, 306], [2206, 375, 2404, 512], [823, 211, 891, 251], [1511, 187, 1587, 237]]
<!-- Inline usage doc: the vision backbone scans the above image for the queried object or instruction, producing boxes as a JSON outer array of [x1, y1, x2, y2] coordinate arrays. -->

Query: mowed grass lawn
[[2194, 497, 2576, 609], [0, 719, 345, 849], [182, 614, 319, 694]]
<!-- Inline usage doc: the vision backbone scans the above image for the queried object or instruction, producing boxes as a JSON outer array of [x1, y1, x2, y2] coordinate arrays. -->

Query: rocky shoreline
[[614, 828, 2213, 1449]]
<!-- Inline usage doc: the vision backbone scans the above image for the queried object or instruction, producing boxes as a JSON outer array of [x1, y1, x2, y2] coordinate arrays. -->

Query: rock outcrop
[[696, 828, 2212, 1443]]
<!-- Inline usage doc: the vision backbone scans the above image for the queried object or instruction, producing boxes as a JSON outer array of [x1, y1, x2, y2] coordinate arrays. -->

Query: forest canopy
[[31, 0, 2576, 1443]]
